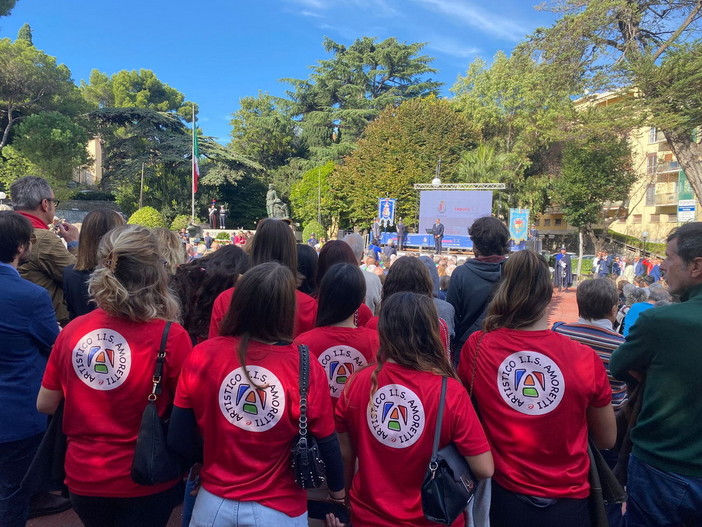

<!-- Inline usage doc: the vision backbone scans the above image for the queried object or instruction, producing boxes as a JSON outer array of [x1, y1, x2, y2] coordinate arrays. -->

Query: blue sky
[[2, 0, 557, 143]]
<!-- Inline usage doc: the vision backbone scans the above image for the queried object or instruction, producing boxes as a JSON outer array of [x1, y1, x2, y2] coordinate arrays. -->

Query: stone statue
[[266, 184, 289, 219]]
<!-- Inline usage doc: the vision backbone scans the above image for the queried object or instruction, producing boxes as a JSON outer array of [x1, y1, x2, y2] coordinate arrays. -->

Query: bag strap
[[149, 321, 172, 402], [298, 344, 310, 441], [429, 376, 448, 474]]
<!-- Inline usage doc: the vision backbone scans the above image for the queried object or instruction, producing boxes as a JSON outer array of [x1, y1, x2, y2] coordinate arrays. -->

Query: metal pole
[[317, 167, 321, 224], [139, 163, 144, 209], [191, 104, 196, 224]]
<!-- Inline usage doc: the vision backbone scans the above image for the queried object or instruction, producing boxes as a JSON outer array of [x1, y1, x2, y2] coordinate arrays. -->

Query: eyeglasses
[[44, 198, 60, 207]]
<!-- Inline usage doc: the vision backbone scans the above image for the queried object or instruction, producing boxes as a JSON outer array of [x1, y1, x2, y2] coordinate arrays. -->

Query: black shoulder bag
[[422, 376, 477, 525], [131, 321, 185, 485], [291, 344, 326, 488]]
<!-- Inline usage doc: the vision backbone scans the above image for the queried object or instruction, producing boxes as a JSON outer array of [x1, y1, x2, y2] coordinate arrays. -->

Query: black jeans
[[490, 480, 591, 527], [0, 433, 43, 527], [69, 481, 183, 527], [434, 236, 442, 254]]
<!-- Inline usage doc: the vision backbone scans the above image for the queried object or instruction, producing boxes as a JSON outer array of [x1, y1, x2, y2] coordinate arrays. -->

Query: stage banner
[[508, 208, 529, 242], [378, 198, 396, 227], [419, 191, 492, 236]]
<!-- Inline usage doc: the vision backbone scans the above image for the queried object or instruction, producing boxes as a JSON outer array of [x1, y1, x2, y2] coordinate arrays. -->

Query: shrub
[[302, 220, 324, 243], [170, 214, 191, 231], [216, 231, 230, 241], [127, 206, 167, 228]]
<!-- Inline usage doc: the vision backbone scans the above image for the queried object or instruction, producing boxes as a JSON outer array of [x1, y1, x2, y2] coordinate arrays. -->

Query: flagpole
[[191, 104, 196, 224]]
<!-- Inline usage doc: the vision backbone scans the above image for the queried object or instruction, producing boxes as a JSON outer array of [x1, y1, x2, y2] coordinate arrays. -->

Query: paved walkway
[[28, 290, 579, 527]]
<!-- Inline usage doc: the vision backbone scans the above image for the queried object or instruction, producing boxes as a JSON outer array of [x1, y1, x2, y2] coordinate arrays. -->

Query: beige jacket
[[19, 227, 76, 325]]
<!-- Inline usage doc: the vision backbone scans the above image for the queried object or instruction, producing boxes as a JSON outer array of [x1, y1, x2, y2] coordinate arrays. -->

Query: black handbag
[[588, 438, 627, 527], [422, 377, 477, 525], [131, 321, 185, 486], [290, 344, 326, 488]]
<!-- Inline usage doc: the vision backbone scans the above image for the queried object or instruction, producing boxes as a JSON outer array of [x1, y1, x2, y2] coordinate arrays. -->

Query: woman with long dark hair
[[38, 225, 193, 526], [334, 292, 494, 526], [169, 262, 345, 526], [63, 209, 125, 320], [208, 219, 317, 338], [457, 250, 616, 527], [295, 263, 378, 406]]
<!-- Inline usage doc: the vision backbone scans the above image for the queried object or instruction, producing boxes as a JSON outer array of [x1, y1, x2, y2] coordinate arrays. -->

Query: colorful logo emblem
[[496, 351, 565, 415], [219, 366, 285, 432], [318, 345, 368, 398], [72, 329, 131, 391], [367, 384, 425, 448], [438, 201, 447, 214]]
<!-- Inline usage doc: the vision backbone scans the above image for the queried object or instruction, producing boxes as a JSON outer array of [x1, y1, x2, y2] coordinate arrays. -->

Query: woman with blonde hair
[[457, 250, 616, 527], [152, 227, 187, 275], [334, 292, 493, 526], [63, 208, 125, 320], [37, 225, 193, 527]]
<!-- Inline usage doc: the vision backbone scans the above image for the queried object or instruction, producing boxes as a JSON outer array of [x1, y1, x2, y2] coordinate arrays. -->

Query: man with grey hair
[[11, 176, 79, 326], [343, 233, 381, 314], [611, 222, 702, 525]]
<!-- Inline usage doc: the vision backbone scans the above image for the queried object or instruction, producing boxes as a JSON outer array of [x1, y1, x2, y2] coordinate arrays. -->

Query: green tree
[[12, 111, 90, 183], [553, 132, 637, 250], [285, 36, 441, 162], [290, 161, 335, 233], [0, 0, 17, 17], [332, 96, 479, 228], [16, 23, 31, 44], [531, 0, 702, 200], [229, 92, 303, 171], [0, 144, 36, 192], [0, 38, 87, 149]]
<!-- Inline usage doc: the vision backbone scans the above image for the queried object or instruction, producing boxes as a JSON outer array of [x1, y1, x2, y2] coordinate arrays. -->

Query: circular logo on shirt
[[367, 384, 425, 448], [318, 345, 368, 398], [219, 366, 285, 432], [72, 329, 131, 390], [496, 351, 565, 415]]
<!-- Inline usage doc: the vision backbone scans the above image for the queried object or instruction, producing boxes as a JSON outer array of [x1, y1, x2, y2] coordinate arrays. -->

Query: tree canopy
[[285, 36, 441, 162]]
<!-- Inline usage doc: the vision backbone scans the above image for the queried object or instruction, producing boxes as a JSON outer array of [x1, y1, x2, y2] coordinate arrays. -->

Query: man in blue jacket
[[0, 211, 60, 526]]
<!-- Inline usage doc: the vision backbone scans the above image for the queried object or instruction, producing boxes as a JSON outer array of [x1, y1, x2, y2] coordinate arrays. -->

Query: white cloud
[[300, 10, 324, 18], [413, 0, 529, 41], [427, 37, 481, 58]]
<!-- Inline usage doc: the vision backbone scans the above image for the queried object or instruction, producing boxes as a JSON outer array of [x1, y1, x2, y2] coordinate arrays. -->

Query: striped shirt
[[552, 320, 627, 411]]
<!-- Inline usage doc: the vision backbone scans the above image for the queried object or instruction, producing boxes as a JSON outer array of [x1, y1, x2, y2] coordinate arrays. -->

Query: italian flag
[[192, 128, 200, 194]]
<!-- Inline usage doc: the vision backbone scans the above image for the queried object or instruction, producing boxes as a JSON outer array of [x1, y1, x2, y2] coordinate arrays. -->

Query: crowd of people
[[1, 175, 701, 527]]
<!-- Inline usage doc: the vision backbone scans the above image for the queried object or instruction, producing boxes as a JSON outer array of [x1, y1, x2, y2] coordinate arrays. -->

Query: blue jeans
[[626, 454, 702, 527], [189, 487, 308, 527], [0, 433, 43, 527]]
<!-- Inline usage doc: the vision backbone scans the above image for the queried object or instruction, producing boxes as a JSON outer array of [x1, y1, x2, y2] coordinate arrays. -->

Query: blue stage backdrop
[[419, 191, 492, 236]]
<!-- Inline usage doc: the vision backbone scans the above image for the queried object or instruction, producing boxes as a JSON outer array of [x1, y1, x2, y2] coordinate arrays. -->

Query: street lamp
[[431, 177, 442, 187], [642, 230, 649, 258]]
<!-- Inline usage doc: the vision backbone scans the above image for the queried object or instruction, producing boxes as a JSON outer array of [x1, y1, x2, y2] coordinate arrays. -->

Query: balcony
[[657, 160, 680, 173], [655, 192, 677, 207]]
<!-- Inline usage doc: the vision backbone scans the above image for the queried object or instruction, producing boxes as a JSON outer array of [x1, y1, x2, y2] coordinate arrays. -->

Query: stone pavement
[[27, 289, 579, 527]]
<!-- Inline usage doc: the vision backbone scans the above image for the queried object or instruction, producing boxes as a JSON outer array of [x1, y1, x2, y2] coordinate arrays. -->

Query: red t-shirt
[[294, 326, 379, 405], [208, 288, 317, 339], [335, 363, 489, 527], [175, 337, 335, 516], [356, 303, 373, 326], [41, 309, 192, 497], [457, 328, 612, 499]]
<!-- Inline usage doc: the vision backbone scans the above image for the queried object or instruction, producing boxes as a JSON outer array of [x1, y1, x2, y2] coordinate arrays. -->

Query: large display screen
[[419, 190, 493, 236]]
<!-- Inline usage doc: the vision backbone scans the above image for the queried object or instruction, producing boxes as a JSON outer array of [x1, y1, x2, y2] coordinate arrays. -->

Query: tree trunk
[[576, 228, 584, 280], [663, 129, 702, 202]]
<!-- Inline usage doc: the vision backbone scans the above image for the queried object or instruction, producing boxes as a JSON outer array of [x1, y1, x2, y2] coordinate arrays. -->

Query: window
[[544, 219, 551, 226], [668, 214, 678, 223], [647, 154, 658, 175], [649, 127, 658, 143], [650, 214, 660, 223], [534, 219, 540, 226], [645, 184, 656, 206], [555, 218, 562, 225], [633, 214, 642, 224]]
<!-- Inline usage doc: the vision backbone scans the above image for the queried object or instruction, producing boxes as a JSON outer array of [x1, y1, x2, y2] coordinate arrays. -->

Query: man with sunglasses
[[11, 176, 79, 327]]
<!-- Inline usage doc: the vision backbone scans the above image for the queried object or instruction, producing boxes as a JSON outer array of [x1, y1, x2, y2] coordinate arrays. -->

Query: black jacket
[[446, 258, 504, 357]]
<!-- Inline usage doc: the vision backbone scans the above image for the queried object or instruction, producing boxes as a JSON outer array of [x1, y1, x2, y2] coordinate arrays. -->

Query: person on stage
[[218, 204, 227, 229], [432, 218, 444, 255], [553, 246, 572, 292], [396, 218, 406, 251], [208, 203, 217, 230]]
